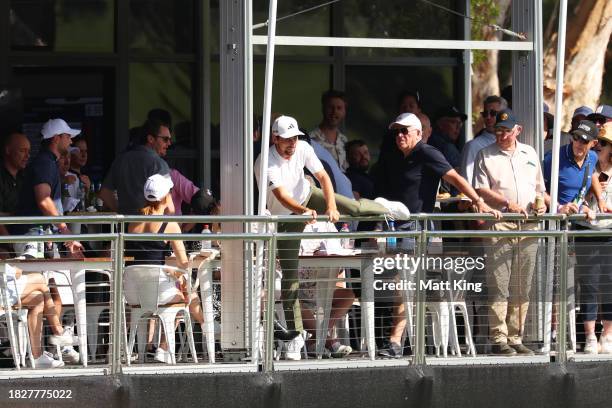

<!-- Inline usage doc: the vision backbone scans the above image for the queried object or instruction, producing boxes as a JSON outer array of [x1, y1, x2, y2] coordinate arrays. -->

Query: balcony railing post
[[110, 217, 125, 375], [263, 234, 277, 372], [557, 221, 569, 363], [413, 222, 427, 365]]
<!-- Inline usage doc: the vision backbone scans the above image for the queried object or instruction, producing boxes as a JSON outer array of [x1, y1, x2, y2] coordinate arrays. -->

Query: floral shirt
[[309, 127, 349, 171]]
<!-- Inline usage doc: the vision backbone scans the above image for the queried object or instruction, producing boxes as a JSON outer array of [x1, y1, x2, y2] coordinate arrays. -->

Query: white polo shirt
[[255, 140, 325, 215]]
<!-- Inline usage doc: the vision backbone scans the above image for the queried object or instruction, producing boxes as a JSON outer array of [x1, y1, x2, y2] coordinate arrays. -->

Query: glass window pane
[[343, 0, 460, 58], [11, 0, 115, 52], [129, 62, 192, 132], [253, 63, 330, 131], [252, 0, 330, 56], [345, 65, 455, 159], [129, 0, 194, 54]]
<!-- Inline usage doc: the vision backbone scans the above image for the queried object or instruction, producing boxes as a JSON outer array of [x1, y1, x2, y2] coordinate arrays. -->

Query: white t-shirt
[[255, 141, 325, 215]]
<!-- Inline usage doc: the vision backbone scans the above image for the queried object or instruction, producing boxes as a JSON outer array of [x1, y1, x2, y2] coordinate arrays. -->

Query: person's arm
[[313, 170, 339, 223], [99, 187, 118, 212], [167, 222, 189, 269], [442, 169, 501, 218], [33, 183, 83, 253], [271, 186, 317, 223], [588, 176, 607, 213]]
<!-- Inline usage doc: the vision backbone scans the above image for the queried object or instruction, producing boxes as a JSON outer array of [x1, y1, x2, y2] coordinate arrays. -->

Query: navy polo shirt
[[543, 143, 598, 205], [375, 141, 453, 213], [11, 148, 61, 235]]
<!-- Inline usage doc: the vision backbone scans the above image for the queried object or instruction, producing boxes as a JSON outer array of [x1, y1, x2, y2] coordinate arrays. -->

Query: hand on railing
[[302, 208, 318, 225]]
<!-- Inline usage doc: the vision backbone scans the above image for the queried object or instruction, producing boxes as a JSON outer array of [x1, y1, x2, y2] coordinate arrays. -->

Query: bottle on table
[[95, 182, 104, 211], [340, 223, 351, 249], [77, 181, 86, 211], [36, 226, 44, 258], [386, 221, 397, 253], [375, 222, 385, 253], [201, 224, 212, 251]]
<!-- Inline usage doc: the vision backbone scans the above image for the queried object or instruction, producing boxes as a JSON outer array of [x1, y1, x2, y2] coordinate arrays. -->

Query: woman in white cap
[[124, 174, 205, 363]]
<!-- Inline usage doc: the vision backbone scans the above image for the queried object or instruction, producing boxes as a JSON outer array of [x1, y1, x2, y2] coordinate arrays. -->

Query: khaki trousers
[[278, 185, 388, 332], [486, 222, 538, 345]]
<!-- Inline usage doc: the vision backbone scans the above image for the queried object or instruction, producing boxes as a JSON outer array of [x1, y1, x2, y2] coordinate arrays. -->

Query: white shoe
[[48, 328, 76, 347], [329, 341, 352, 358], [600, 334, 612, 354], [34, 351, 65, 369], [61, 346, 80, 364], [285, 332, 305, 361], [584, 334, 598, 354], [154, 348, 174, 364], [374, 197, 410, 220]]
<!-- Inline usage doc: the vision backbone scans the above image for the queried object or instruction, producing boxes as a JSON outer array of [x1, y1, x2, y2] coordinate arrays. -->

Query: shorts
[[124, 269, 182, 306]]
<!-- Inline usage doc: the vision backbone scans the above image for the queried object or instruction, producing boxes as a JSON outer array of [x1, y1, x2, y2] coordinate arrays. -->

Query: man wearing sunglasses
[[587, 104, 612, 129], [543, 119, 605, 216], [100, 117, 171, 214], [460, 95, 507, 185]]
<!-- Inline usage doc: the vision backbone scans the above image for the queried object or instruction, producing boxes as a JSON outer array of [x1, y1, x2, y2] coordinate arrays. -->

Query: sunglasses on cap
[[572, 134, 590, 145], [481, 109, 498, 118]]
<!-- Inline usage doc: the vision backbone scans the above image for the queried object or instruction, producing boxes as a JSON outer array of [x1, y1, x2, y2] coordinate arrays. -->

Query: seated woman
[[124, 174, 205, 364], [298, 222, 355, 358], [3, 265, 75, 368]]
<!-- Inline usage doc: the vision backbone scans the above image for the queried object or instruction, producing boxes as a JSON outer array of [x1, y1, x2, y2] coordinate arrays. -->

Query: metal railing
[[0, 212, 611, 376]]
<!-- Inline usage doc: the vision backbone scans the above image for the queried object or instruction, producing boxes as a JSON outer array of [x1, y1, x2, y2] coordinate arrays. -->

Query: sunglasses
[[600, 140, 609, 148], [572, 134, 589, 145], [395, 127, 414, 136], [156, 135, 172, 143], [481, 109, 498, 118]]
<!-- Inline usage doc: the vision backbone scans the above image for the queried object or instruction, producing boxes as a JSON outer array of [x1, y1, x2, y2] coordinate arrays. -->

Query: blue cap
[[495, 109, 519, 128]]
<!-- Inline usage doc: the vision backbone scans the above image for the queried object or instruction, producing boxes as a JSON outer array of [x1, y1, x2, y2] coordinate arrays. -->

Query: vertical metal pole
[[533, 0, 545, 159], [0, 1, 10, 85], [557, 225, 568, 363], [264, 236, 277, 372], [548, 0, 569, 212], [110, 218, 125, 375], [463, 0, 473, 142], [413, 224, 427, 365], [115, 0, 130, 154], [201, 0, 212, 188]]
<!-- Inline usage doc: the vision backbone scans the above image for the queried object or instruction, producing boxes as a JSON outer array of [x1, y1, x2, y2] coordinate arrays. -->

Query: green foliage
[[470, 0, 500, 66]]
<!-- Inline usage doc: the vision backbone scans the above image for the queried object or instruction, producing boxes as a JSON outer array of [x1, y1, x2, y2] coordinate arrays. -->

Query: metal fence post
[[110, 218, 125, 375], [413, 224, 427, 365], [263, 235, 277, 372], [557, 222, 569, 363]]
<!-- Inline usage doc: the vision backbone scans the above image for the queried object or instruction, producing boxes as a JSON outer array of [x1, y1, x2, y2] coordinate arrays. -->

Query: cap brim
[[67, 129, 81, 138], [277, 129, 304, 138], [571, 129, 594, 141], [495, 121, 518, 129]]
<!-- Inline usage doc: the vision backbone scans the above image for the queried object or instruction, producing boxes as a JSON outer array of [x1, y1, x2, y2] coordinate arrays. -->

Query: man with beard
[[345, 139, 374, 200], [309, 90, 350, 171]]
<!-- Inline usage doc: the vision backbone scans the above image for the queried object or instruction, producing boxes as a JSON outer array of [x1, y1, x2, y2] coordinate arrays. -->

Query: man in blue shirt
[[543, 120, 605, 214]]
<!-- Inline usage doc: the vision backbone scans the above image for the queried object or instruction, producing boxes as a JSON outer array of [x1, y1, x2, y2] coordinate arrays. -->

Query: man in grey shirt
[[100, 118, 171, 214]]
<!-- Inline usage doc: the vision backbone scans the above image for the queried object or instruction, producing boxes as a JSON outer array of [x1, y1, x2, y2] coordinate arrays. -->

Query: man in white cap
[[255, 115, 410, 360], [375, 112, 500, 357], [9, 118, 84, 364]]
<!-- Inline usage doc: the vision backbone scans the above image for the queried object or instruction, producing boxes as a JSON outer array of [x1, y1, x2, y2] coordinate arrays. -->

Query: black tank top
[[125, 222, 171, 266]]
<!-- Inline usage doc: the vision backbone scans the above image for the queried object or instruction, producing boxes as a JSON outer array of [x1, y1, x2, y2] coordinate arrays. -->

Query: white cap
[[388, 112, 422, 131], [573, 106, 593, 118], [272, 115, 304, 139], [143, 174, 174, 202], [41, 119, 81, 140]]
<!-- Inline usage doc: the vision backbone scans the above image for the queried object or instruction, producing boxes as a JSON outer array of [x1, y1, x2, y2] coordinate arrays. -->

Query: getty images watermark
[[372, 254, 485, 293]]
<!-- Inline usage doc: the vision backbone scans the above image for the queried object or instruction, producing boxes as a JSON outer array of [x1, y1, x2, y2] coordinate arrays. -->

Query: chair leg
[[449, 303, 461, 357], [459, 303, 477, 357], [158, 312, 178, 364], [184, 314, 198, 364]]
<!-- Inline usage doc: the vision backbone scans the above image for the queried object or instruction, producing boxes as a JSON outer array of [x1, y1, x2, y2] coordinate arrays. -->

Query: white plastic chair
[[0, 264, 34, 369], [124, 265, 198, 364]]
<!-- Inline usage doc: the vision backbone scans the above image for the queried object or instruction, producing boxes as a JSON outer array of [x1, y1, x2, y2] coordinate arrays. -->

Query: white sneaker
[[584, 334, 598, 354], [49, 327, 77, 347], [154, 348, 173, 364], [600, 334, 612, 354], [285, 332, 305, 361], [34, 351, 65, 369], [61, 346, 80, 364], [374, 197, 410, 220], [329, 341, 352, 358]]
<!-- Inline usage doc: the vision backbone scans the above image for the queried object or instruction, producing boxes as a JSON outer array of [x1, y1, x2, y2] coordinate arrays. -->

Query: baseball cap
[[388, 112, 422, 131], [435, 106, 467, 122], [597, 122, 612, 145], [190, 189, 218, 215], [41, 119, 81, 140], [588, 105, 612, 122], [573, 106, 593, 118], [495, 109, 519, 128], [143, 174, 174, 202], [571, 120, 599, 142], [272, 115, 304, 139]]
